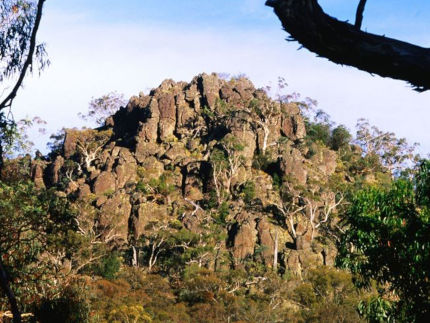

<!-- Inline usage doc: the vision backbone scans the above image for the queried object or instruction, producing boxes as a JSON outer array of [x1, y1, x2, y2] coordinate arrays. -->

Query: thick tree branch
[[355, 0, 367, 30], [0, 0, 46, 111], [266, 0, 430, 91]]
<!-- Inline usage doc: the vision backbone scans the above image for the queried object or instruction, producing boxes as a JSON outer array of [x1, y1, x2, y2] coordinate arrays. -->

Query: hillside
[[35, 73, 345, 270], [2, 73, 393, 322]]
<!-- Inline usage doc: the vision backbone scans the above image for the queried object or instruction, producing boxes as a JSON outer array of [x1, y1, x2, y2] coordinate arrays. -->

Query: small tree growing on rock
[[210, 135, 245, 205], [78, 92, 126, 126], [74, 129, 112, 173], [273, 177, 344, 249]]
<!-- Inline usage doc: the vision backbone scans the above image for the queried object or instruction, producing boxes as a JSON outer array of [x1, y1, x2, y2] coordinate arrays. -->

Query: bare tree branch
[[266, 0, 430, 91], [355, 0, 368, 30], [0, 0, 46, 111]]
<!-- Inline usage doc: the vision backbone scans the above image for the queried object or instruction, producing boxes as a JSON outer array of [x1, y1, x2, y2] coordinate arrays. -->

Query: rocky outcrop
[[37, 73, 341, 274]]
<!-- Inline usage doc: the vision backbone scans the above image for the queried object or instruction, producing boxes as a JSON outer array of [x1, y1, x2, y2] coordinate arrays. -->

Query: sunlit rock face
[[36, 73, 341, 273]]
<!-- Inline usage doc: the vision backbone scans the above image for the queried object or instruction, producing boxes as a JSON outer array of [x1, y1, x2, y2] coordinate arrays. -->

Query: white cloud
[[11, 7, 430, 155]]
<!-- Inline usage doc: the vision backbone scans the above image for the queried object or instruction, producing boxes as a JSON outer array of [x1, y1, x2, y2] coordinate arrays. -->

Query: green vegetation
[[337, 160, 430, 322], [0, 74, 427, 323]]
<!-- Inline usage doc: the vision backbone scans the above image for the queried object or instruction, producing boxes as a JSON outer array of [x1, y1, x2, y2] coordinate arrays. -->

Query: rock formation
[[34, 73, 342, 274]]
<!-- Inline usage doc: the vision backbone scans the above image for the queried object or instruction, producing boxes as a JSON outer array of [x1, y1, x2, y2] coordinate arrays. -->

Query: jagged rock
[[183, 162, 204, 201], [140, 156, 165, 180], [93, 171, 116, 195], [31, 160, 46, 189], [135, 142, 161, 163], [37, 74, 345, 276], [99, 192, 131, 243], [45, 155, 64, 186], [232, 77, 254, 101], [232, 213, 257, 262], [137, 97, 159, 143], [295, 233, 312, 250], [198, 73, 220, 109], [175, 92, 195, 136], [311, 148, 337, 176], [220, 84, 240, 103], [231, 129, 256, 168], [281, 103, 306, 140], [257, 218, 275, 266], [163, 142, 187, 163], [63, 130, 79, 158], [78, 183, 91, 199], [284, 250, 302, 277], [280, 145, 307, 185], [322, 246, 337, 266], [158, 91, 177, 141], [132, 202, 170, 239], [253, 170, 276, 207], [65, 180, 79, 195], [114, 148, 137, 189]]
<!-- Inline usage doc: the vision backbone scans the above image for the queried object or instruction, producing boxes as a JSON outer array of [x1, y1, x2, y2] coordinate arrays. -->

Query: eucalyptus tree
[[0, 2, 48, 321], [0, 0, 48, 167]]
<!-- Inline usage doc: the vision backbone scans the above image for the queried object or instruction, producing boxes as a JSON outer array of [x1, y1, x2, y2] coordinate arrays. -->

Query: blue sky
[[10, 0, 430, 154]]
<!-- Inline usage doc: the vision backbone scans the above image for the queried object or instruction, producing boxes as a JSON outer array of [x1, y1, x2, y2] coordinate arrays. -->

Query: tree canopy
[[336, 160, 430, 321], [0, 0, 47, 167]]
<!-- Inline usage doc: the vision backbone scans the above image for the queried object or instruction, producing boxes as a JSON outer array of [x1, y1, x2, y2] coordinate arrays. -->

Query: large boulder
[[93, 171, 116, 195], [256, 218, 275, 266], [281, 103, 306, 141], [99, 192, 132, 243], [231, 212, 257, 263], [280, 145, 308, 185]]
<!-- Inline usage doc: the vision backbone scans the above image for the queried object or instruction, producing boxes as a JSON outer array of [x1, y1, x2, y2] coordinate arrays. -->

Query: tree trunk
[[0, 138, 3, 174], [266, 0, 430, 91], [0, 259, 21, 323], [131, 246, 138, 267], [273, 229, 278, 270]]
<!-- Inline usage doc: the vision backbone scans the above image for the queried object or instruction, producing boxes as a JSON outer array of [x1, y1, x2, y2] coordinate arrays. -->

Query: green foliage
[[36, 283, 91, 323], [292, 266, 363, 322], [214, 201, 229, 225], [336, 160, 430, 321], [1, 116, 47, 158], [252, 152, 276, 171], [0, 1, 48, 82], [108, 304, 152, 323], [354, 118, 419, 175], [0, 0, 49, 166], [306, 121, 332, 147], [331, 125, 352, 151], [357, 296, 395, 323], [416, 159, 430, 206], [272, 172, 282, 191], [178, 265, 224, 305], [136, 180, 149, 193], [201, 105, 215, 120], [148, 174, 175, 197], [96, 252, 122, 280], [241, 181, 256, 204], [203, 189, 219, 210], [0, 180, 76, 306]]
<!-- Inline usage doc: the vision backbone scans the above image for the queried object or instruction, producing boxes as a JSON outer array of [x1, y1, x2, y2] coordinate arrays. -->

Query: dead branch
[[266, 0, 430, 91]]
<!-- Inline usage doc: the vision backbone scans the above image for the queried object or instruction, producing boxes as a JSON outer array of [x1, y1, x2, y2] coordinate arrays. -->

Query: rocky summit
[[31, 73, 341, 275]]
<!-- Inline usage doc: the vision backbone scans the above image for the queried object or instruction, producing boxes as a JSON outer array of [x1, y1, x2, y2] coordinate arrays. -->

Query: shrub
[[331, 125, 352, 151], [241, 181, 256, 204], [36, 285, 90, 323], [97, 252, 122, 280]]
